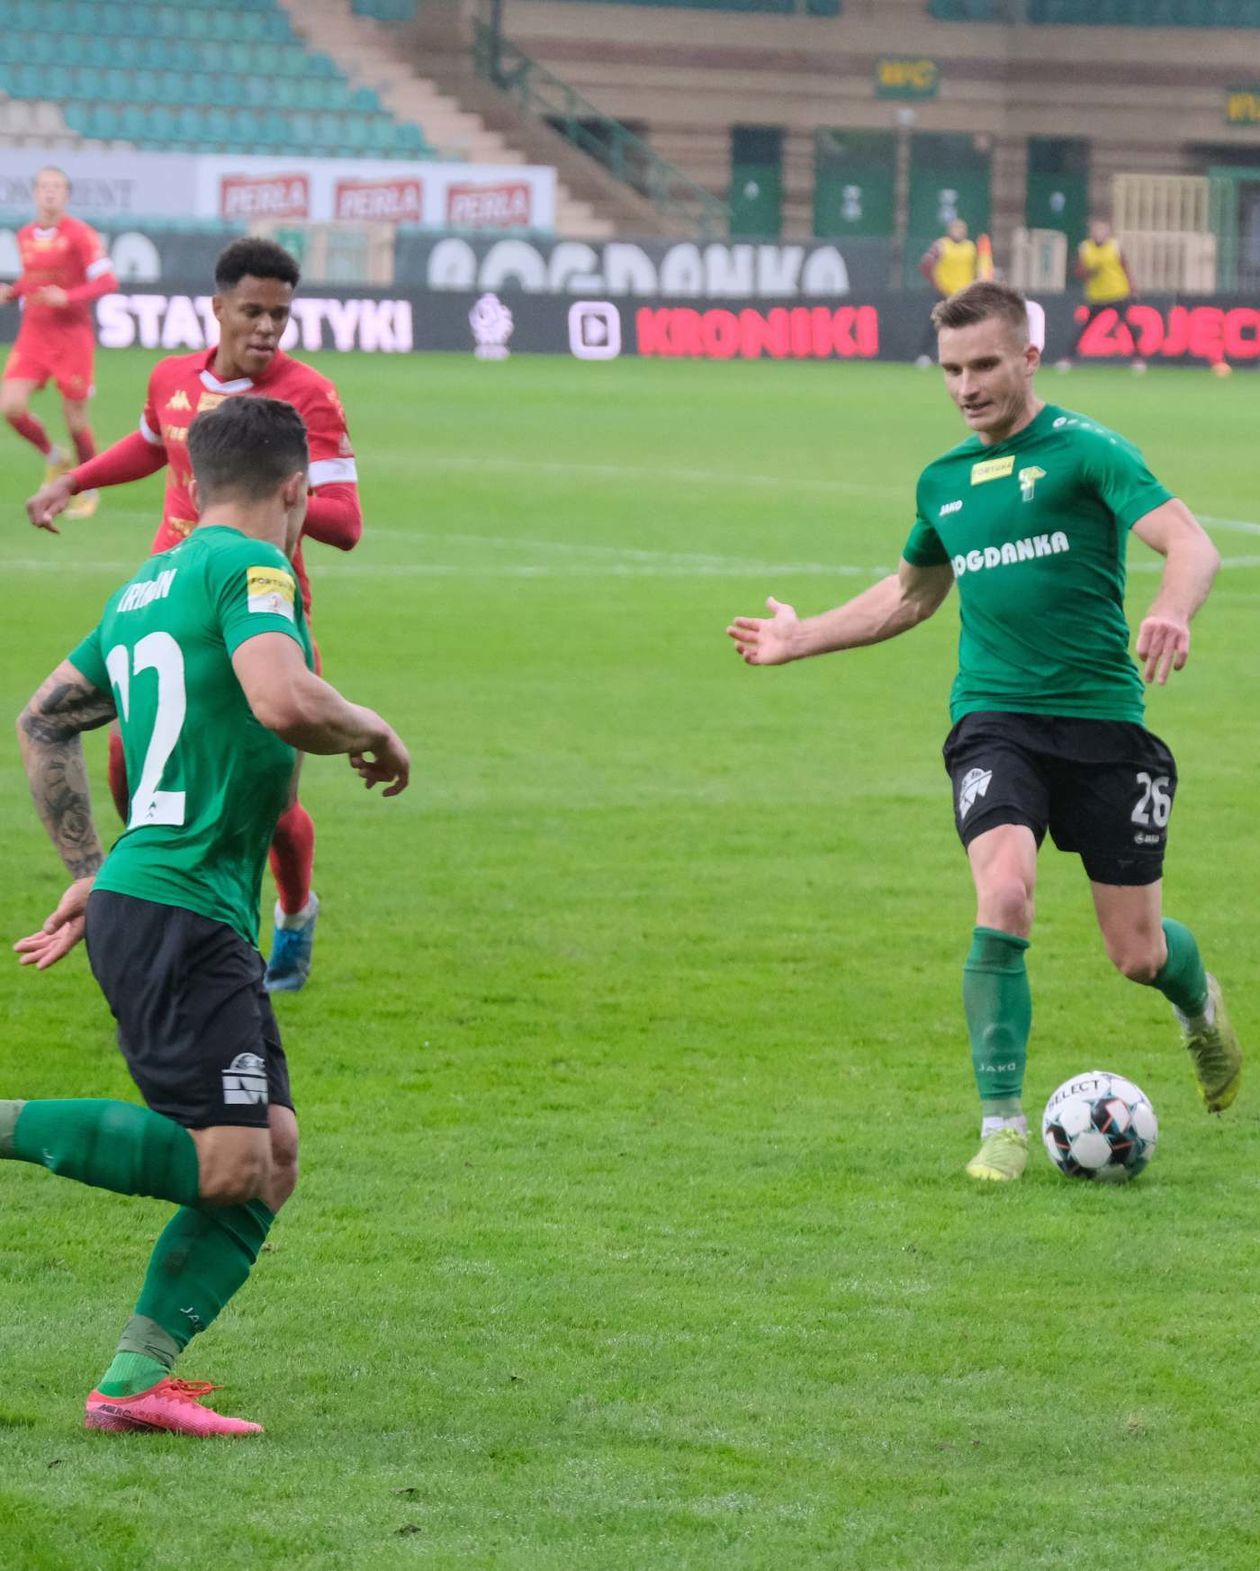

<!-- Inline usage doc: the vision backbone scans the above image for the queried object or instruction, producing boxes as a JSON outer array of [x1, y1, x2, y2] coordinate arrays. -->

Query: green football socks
[[963, 926, 1032, 1114], [0, 1099, 279, 1397], [133, 1200, 275, 1351], [1150, 917, 1209, 1019], [97, 1203, 276, 1397], [0, 1099, 199, 1207]]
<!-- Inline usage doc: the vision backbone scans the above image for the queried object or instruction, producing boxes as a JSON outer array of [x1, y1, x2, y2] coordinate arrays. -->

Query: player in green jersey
[[727, 280, 1240, 1182], [7, 396, 409, 1434]]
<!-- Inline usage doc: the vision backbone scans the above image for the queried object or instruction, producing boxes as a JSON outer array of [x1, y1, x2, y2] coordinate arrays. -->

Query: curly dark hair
[[214, 237, 301, 293]]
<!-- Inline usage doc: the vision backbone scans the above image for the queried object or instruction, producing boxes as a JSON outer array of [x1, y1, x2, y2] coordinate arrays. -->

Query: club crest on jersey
[[1019, 466, 1046, 502], [246, 566, 296, 621], [958, 767, 992, 821], [197, 391, 228, 414], [166, 389, 192, 411], [970, 455, 1015, 485]]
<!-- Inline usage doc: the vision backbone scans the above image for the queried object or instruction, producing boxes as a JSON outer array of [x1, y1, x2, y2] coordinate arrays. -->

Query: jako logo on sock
[[222, 1053, 268, 1106]]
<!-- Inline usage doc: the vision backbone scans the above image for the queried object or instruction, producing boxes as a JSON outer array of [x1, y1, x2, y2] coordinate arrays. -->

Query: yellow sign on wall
[[876, 58, 940, 100], [1226, 87, 1260, 124]]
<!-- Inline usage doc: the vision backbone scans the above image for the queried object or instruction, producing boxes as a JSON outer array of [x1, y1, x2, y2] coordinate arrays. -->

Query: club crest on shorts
[[958, 766, 992, 821], [222, 1052, 268, 1106]]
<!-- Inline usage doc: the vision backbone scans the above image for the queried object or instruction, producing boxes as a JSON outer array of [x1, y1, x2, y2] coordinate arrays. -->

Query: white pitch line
[[1199, 514, 1260, 536], [397, 453, 906, 500]]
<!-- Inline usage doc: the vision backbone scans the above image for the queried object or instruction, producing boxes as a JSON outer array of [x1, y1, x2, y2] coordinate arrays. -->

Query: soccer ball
[[1041, 1070, 1158, 1183]]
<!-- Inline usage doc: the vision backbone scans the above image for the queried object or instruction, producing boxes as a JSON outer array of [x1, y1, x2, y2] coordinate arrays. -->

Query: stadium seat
[[392, 121, 429, 155], [230, 108, 264, 144], [119, 102, 147, 140], [175, 104, 202, 142], [351, 85, 385, 114], [145, 105, 177, 141], [260, 110, 290, 146], [28, 31, 59, 65]]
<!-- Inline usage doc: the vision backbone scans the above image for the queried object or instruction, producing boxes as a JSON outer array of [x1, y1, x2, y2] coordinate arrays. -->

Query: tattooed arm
[[14, 661, 116, 970]]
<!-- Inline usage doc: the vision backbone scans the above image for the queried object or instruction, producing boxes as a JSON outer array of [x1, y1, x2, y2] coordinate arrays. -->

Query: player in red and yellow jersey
[[27, 239, 361, 994], [1, 166, 117, 517]]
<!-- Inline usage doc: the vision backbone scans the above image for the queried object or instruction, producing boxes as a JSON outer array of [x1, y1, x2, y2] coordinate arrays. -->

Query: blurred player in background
[[729, 280, 1240, 1183], [9, 396, 408, 1436], [28, 238, 361, 994], [915, 217, 978, 367], [1061, 217, 1143, 370], [0, 166, 117, 517]]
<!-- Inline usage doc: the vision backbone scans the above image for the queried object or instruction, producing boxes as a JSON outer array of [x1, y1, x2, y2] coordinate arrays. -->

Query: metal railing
[[472, 18, 731, 239]]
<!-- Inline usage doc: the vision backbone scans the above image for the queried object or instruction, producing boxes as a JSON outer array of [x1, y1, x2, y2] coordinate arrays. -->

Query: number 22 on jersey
[[105, 631, 187, 828]]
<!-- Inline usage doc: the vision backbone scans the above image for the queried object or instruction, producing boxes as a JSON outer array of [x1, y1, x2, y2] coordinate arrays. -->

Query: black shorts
[[85, 891, 293, 1130], [942, 711, 1178, 886]]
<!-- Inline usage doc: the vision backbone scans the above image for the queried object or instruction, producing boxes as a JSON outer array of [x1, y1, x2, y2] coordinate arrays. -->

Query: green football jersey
[[68, 526, 314, 948], [902, 404, 1173, 724]]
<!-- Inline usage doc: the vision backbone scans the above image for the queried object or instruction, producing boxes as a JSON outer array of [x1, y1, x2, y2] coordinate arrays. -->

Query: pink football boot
[[85, 1379, 263, 1436]]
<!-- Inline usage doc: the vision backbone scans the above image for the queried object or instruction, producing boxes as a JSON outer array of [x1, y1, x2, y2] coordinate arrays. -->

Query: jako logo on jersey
[[951, 532, 1070, 577], [117, 568, 177, 612], [958, 767, 992, 821], [939, 500, 963, 516], [222, 1052, 269, 1106], [1019, 466, 1046, 502], [971, 455, 1016, 485], [165, 389, 191, 411]]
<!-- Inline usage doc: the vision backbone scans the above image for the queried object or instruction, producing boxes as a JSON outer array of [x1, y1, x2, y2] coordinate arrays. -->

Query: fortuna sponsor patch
[[970, 455, 1016, 485], [246, 566, 296, 621]]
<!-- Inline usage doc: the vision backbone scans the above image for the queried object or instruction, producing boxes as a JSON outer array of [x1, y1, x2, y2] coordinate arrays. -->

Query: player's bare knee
[[0, 384, 27, 418], [979, 877, 1034, 935], [1109, 941, 1162, 985], [197, 1145, 271, 1207]]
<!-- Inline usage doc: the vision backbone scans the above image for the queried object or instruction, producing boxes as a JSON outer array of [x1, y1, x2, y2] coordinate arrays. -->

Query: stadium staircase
[[279, 0, 688, 237]]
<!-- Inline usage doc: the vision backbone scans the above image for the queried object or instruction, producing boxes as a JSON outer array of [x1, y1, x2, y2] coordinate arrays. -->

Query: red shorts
[[3, 326, 95, 400]]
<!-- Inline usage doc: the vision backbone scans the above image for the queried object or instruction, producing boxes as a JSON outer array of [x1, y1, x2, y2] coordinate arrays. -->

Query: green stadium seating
[[0, 5, 438, 161]]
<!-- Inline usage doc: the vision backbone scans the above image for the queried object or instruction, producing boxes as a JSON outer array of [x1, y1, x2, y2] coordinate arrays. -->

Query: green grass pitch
[[0, 350, 1258, 1570]]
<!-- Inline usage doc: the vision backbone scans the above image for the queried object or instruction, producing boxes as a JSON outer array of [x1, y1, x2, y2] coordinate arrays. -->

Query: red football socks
[[72, 427, 96, 465], [6, 411, 51, 454], [269, 801, 316, 915]]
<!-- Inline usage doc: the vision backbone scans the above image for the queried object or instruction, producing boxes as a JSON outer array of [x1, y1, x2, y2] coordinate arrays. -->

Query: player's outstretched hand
[[1136, 613, 1190, 685], [726, 596, 802, 666], [13, 876, 95, 970], [0, 283, 14, 304], [26, 475, 77, 533], [349, 727, 411, 797]]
